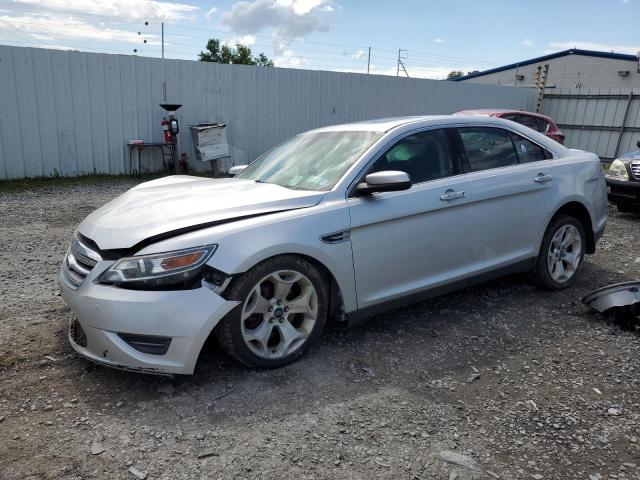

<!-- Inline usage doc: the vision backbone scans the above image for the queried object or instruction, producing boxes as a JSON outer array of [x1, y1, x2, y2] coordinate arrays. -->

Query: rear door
[[348, 128, 472, 308], [455, 126, 559, 276]]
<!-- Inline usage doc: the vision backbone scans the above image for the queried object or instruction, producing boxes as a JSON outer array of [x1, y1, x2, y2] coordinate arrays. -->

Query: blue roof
[[454, 49, 638, 81]]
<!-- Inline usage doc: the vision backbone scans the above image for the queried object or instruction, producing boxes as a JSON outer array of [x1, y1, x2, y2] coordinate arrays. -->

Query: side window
[[368, 129, 455, 184], [516, 114, 540, 131], [510, 132, 553, 163], [537, 118, 551, 133], [458, 127, 517, 172]]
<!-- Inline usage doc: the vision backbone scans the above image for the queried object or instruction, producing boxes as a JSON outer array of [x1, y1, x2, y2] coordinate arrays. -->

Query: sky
[[0, 0, 638, 79]]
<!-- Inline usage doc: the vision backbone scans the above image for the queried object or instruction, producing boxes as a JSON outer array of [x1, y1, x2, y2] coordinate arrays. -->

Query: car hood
[[78, 175, 324, 251], [619, 149, 640, 162]]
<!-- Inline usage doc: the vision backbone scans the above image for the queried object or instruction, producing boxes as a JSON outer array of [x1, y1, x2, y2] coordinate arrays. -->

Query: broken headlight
[[98, 245, 217, 289]]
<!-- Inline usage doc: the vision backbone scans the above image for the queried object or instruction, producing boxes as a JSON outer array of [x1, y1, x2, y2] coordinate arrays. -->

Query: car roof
[[309, 116, 450, 133], [309, 114, 550, 133], [455, 109, 552, 121]]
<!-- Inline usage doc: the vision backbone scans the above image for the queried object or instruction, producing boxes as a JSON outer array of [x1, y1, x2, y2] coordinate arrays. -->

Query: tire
[[530, 214, 586, 290], [215, 255, 328, 368]]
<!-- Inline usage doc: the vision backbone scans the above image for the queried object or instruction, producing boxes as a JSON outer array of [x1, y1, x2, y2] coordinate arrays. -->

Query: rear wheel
[[216, 255, 328, 368], [530, 215, 585, 290]]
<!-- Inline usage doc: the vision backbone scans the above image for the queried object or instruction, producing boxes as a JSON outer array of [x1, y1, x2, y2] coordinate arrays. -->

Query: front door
[[348, 128, 472, 309]]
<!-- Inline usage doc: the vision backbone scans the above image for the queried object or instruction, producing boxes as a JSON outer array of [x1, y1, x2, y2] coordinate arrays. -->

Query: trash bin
[[189, 123, 230, 175]]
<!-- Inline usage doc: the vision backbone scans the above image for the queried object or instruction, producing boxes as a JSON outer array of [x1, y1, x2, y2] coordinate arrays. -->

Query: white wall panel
[[0, 45, 536, 179], [543, 87, 640, 159]]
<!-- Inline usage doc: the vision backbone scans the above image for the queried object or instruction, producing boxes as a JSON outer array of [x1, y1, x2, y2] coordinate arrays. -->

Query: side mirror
[[356, 171, 412, 195], [229, 165, 248, 176]]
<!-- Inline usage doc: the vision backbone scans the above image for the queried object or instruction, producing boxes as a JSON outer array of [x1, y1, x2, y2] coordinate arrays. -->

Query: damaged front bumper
[[60, 262, 239, 375]]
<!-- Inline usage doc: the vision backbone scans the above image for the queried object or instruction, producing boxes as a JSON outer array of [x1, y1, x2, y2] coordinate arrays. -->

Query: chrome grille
[[62, 235, 101, 288], [631, 161, 640, 180]]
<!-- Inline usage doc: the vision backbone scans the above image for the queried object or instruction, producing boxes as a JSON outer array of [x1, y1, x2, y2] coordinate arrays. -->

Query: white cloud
[[274, 47, 309, 67], [433, 38, 444, 44], [10, 0, 198, 23], [275, 0, 327, 15], [205, 6, 218, 19], [294, 62, 480, 80], [224, 34, 256, 46], [522, 38, 534, 47], [352, 48, 364, 59], [0, 12, 160, 44], [547, 41, 640, 55], [220, 0, 334, 54]]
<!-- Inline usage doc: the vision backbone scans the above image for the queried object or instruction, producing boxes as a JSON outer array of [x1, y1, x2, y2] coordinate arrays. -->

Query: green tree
[[199, 38, 274, 66], [447, 70, 464, 80]]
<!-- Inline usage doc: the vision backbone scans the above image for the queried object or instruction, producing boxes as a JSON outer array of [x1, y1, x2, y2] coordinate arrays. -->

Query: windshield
[[236, 130, 383, 191]]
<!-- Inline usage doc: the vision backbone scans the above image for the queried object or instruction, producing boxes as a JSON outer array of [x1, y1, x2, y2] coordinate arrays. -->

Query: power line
[[0, 17, 497, 79]]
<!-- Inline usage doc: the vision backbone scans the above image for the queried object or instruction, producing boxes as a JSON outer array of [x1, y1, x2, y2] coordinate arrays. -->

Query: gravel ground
[[0, 180, 639, 480]]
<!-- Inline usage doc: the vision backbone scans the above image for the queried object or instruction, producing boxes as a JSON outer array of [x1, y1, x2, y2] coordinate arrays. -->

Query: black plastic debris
[[582, 282, 640, 332]]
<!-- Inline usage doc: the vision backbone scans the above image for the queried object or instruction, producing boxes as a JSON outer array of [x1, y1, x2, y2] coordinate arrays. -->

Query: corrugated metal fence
[[542, 87, 639, 160], [0, 45, 536, 180]]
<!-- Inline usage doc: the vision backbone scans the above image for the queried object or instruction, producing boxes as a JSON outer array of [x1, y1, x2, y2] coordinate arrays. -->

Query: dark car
[[605, 140, 640, 212], [455, 109, 565, 144]]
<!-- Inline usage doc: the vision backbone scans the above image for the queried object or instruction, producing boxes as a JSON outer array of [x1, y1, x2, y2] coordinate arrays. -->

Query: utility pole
[[367, 46, 371, 74], [161, 22, 164, 59], [397, 49, 409, 78]]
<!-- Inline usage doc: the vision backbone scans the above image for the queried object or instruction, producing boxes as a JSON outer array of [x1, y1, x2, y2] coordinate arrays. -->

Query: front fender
[[136, 198, 359, 312]]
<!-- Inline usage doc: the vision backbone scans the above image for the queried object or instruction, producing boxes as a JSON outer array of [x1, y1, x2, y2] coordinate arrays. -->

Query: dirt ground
[[0, 180, 639, 480]]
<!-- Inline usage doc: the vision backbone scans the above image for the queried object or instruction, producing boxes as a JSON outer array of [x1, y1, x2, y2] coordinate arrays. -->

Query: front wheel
[[216, 255, 328, 368], [530, 215, 586, 290]]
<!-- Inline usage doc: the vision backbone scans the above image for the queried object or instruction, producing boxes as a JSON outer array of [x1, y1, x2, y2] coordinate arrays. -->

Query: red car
[[455, 109, 565, 144]]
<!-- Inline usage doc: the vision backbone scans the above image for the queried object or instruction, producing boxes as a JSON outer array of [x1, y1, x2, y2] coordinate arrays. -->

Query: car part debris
[[582, 281, 640, 331]]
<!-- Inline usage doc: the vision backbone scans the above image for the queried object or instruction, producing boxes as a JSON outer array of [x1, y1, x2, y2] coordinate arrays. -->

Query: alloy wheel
[[240, 270, 318, 359], [547, 224, 582, 283]]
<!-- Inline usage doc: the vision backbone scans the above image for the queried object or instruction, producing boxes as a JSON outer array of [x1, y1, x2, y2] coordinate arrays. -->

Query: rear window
[[516, 114, 540, 131], [510, 132, 546, 163], [537, 118, 551, 133], [459, 127, 517, 172]]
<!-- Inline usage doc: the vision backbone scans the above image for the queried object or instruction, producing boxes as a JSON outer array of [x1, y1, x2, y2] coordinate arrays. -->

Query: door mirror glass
[[229, 165, 248, 176], [356, 171, 412, 195]]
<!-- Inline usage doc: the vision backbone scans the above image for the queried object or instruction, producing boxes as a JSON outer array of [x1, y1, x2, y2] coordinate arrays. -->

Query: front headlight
[[99, 245, 217, 289], [606, 159, 629, 181]]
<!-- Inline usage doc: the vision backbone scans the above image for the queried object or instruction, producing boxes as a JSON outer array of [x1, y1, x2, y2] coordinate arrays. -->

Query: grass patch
[[0, 172, 214, 194]]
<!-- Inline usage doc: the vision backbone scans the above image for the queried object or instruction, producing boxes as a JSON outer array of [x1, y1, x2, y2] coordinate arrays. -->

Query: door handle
[[534, 174, 553, 184], [440, 189, 466, 201]]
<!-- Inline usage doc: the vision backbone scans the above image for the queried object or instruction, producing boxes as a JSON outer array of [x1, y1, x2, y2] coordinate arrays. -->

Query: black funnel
[[160, 104, 182, 114]]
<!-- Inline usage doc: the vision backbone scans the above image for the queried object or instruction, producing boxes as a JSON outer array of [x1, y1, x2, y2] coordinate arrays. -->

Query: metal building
[[455, 49, 640, 90]]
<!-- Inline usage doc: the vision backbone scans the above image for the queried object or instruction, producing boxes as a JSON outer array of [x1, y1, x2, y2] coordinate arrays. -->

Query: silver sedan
[[60, 115, 608, 374]]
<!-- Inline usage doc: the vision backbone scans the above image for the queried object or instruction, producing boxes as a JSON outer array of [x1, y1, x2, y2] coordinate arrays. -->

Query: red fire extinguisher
[[162, 117, 173, 143]]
